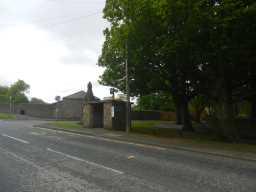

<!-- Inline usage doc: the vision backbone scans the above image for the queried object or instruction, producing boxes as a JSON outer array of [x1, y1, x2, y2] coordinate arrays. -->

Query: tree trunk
[[217, 85, 237, 140], [181, 100, 194, 132], [194, 109, 201, 123], [175, 102, 182, 125]]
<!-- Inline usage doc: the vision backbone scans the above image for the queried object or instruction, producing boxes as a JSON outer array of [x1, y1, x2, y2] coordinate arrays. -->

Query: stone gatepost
[[103, 102, 113, 129], [82, 103, 93, 128]]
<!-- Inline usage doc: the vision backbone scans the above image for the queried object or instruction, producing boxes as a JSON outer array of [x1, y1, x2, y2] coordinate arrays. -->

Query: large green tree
[[99, 0, 205, 131], [195, 0, 256, 138], [98, 0, 256, 135]]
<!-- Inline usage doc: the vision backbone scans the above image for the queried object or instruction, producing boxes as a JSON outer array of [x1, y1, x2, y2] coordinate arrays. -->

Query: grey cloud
[[0, 0, 108, 66], [30, 0, 108, 66]]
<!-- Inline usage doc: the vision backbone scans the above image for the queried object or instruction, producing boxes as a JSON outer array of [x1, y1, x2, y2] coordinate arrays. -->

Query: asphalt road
[[0, 120, 255, 192]]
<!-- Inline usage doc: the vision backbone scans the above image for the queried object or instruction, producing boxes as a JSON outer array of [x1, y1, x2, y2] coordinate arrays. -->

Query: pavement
[[0, 119, 256, 192]]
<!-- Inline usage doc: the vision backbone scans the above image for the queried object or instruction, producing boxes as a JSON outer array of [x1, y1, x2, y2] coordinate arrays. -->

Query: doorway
[[92, 103, 103, 128], [20, 109, 26, 115]]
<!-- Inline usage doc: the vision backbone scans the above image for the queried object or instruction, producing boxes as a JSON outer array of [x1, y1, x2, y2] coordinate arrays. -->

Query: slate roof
[[63, 91, 86, 100], [63, 91, 100, 100]]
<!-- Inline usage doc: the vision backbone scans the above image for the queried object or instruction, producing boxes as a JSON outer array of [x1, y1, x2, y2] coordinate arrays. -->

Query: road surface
[[0, 120, 255, 192]]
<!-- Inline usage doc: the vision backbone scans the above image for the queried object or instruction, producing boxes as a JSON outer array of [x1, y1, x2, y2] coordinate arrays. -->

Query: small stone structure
[[82, 99, 130, 131], [54, 86, 99, 120]]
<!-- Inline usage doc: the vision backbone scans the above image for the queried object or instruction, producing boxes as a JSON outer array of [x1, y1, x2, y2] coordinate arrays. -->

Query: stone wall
[[57, 99, 85, 120], [15, 103, 55, 118], [0, 104, 10, 113], [82, 103, 93, 127], [0, 99, 86, 120]]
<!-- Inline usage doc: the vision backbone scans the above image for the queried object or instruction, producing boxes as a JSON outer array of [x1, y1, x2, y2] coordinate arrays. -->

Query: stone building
[[0, 82, 100, 120], [54, 82, 99, 120]]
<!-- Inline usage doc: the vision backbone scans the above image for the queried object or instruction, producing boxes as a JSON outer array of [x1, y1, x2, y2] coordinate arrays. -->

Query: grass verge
[[131, 120, 180, 137], [49, 121, 83, 129], [0, 113, 16, 120], [48, 120, 256, 155], [132, 120, 256, 154]]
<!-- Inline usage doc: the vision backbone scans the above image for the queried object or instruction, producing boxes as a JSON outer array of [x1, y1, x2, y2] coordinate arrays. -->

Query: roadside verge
[[34, 123, 256, 162]]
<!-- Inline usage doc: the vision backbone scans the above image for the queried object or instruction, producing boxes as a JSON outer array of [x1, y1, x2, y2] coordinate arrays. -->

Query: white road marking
[[47, 147, 124, 175], [36, 127, 167, 151], [0, 146, 41, 169], [1, 134, 30, 144]]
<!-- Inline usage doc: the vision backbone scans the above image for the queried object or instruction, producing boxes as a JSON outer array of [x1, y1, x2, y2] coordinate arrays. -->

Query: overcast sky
[[0, 0, 111, 102]]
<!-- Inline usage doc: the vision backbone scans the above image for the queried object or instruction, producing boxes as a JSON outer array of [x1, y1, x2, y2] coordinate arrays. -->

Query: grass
[[0, 113, 16, 120], [48, 120, 256, 154], [131, 120, 256, 154], [131, 120, 180, 137], [49, 121, 83, 129]]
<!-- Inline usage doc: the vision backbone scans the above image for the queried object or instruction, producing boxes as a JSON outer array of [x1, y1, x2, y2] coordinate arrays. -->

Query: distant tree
[[0, 86, 8, 95], [0, 95, 9, 104], [0, 85, 9, 104], [8, 80, 30, 104], [14, 94, 29, 104], [30, 97, 46, 104], [136, 92, 175, 112]]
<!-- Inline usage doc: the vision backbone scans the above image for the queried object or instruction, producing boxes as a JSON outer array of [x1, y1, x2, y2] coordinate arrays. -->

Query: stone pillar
[[82, 103, 93, 128], [103, 102, 112, 129]]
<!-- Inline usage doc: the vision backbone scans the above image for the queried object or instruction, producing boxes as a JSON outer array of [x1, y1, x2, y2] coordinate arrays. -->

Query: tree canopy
[[98, 0, 256, 135], [0, 80, 30, 104], [135, 92, 175, 112]]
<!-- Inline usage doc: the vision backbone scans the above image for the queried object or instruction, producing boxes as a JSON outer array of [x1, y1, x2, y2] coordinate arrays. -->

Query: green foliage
[[0, 113, 16, 120], [14, 94, 29, 104], [8, 80, 30, 97], [237, 101, 251, 117], [49, 121, 82, 129], [0, 86, 9, 104], [131, 120, 180, 137], [0, 95, 9, 104], [99, 0, 256, 135], [8, 80, 30, 104], [0, 86, 8, 95], [135, 92, 175, 112], [0, 80, 30, 104], [189, 95, 208, 122]]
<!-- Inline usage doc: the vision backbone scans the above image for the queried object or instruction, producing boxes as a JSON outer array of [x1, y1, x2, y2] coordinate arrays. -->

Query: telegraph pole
[[125, 39, 131, 133], [125, 0, 131, 133]]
